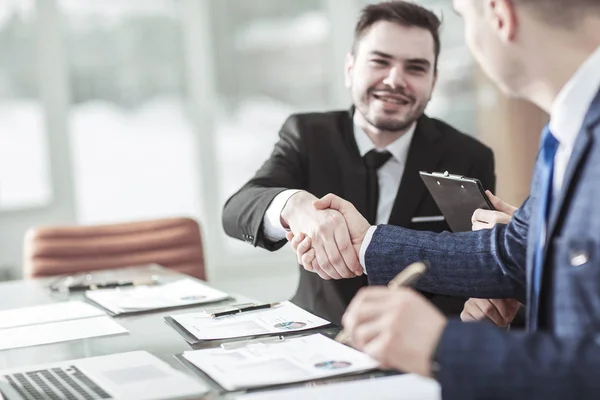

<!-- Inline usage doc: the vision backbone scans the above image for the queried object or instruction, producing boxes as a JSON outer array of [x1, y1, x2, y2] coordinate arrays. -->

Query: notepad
[[0, 301, 105, 330], [181, 334, 378, 391], [169, 301, 329, 342], [234, 374, 441, 400], [85, 278, 229, 315], [0, 316, 128, 351]]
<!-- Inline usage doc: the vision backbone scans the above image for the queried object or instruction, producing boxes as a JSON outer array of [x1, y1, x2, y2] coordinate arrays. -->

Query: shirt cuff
[[263, 189, 301, 242], [359, 226, 378, 275]]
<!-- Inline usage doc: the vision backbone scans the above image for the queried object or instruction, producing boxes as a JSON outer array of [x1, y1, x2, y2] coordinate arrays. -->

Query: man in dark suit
[[290, 0, 600, 397], [222, 1, 495, 325]]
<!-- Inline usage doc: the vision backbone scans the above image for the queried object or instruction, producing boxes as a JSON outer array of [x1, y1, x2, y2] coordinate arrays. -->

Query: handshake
[[282, 190, 522, 329], [281, 191, 371, 280]]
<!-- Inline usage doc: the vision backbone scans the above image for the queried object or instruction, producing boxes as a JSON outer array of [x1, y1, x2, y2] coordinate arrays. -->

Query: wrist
[[280, 191, 316, 229]]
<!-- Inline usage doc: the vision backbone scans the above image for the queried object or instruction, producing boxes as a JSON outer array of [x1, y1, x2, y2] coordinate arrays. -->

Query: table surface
[[0, 265, 396, 400]]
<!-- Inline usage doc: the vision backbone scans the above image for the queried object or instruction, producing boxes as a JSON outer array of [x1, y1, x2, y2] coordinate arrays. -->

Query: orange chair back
[[23, 217, 206, 280]]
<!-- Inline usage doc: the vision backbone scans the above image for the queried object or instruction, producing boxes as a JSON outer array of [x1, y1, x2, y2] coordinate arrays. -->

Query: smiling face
[[345, 20, 437, 134]]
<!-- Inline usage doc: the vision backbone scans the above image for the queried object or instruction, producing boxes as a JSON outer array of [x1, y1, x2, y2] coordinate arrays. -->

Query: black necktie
[[363, 149, 392, 224]]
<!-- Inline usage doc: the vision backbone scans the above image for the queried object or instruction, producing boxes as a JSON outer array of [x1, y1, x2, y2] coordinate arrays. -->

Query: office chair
[[23, 217, 206, 280]]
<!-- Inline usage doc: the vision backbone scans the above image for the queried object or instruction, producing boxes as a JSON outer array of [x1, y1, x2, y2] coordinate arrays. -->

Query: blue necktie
[[530, 125, 559, 329]]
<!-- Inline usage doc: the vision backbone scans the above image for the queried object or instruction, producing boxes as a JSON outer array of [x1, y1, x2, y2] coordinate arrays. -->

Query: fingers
[[313, 193, 344, 211], [471, 209, 512, 230], [333, 220, 363, 276], [313, 240, 343, 279], [286, 231, 295, 243], [321, 227, 355, 279], [288, 232, 304, 252], [472, 221, 488, 231], [490, 298, 521, 323], [460, 309, 478, 322], [461, 298, 506, 326], [485, 190, 518, 216]]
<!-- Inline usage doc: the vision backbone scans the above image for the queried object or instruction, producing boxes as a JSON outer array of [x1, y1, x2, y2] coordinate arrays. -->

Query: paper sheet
[[234, 374, 441, 400], [0, 301, 105, 329], [182, 333, 378, 391], [85, 278, 229, 314], [0, 316, 128, 351], [171, 301, 329, 341]]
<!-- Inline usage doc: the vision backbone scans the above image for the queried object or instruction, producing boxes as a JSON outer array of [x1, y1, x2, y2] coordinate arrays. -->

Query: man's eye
[[370, 59, 388, 66]]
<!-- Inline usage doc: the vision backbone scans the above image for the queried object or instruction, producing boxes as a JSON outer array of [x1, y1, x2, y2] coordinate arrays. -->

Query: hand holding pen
[[335, 261, 428, 345]]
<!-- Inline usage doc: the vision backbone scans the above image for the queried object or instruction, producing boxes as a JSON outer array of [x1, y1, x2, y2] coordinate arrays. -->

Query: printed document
[[181, 333, 378, 391], [85, 278, 229, 314], [0, 316, 128, 351], [234, 374, 441, 400], [0, 301, 104, 329], [171, 301, 329, 341]]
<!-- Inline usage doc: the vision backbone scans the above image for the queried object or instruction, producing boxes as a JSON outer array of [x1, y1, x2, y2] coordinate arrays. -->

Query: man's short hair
[[352, 1, 442, 71]]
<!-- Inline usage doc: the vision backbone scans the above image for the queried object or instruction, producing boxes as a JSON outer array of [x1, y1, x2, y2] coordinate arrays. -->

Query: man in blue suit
[[288, 0, 600, 397]]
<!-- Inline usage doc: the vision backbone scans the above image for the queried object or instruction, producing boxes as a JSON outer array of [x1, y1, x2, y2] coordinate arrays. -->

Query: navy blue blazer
[[364, 88, 600, 399]]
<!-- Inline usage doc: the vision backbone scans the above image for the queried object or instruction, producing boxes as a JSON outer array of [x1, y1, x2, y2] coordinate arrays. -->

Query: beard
[[356, 87, 429, 133]]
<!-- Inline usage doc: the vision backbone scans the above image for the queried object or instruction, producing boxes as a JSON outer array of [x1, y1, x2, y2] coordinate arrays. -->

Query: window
[[0, 0, 52, 210], [59, 0, 202, 223], [209, 0, 336, 254]]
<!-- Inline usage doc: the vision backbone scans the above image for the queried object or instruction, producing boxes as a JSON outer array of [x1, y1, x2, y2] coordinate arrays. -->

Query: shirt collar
[[550, 45, 600, 150], [352, 113, 416, 163]]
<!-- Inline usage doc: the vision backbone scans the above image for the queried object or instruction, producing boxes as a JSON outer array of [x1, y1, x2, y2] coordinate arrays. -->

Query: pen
[[210, 302, 280, 318], [335, 261, 428, 345], [67, 278, 159, 292], [220, 335, 285, 350]]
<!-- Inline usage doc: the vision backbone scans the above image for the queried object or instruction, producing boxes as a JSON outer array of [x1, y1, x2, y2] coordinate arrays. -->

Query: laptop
[[0, 351, 208, 400]]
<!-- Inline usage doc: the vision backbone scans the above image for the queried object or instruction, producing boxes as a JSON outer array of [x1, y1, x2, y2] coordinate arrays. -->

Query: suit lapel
[[546, 92, 600, 244], [388, 116, 444, 227], [533, 91, 600, 322], [339, 108, 370, 219]]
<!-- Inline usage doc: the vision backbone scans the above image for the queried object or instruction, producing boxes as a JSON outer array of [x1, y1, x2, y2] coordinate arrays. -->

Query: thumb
[[313, 193, 343, 211], [485, 190, 517, 216]]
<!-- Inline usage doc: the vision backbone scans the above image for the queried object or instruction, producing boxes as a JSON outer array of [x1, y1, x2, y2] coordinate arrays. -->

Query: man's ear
[[344, 53, 355, 88], [486, 0, 518, 42]]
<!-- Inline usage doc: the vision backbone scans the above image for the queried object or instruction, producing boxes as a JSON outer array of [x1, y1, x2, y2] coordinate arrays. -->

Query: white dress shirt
[[360, 45, 600, 272], [262, 116, 416, 242]]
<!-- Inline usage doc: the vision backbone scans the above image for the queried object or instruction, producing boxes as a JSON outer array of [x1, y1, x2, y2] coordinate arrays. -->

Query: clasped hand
[[285, 193, 371, 280]]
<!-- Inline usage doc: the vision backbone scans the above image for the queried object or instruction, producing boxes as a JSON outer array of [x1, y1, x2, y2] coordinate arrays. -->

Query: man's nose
[[382, 66, 407, 89]]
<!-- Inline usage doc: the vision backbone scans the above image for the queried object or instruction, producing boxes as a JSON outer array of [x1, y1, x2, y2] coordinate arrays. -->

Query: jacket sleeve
[[222, 115, 307, 251], [365, 196, 532, 302], [436, 319, 600, 399]]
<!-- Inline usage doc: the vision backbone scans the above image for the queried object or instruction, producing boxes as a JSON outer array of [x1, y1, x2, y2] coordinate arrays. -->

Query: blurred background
[[0, 0, 546, 298]]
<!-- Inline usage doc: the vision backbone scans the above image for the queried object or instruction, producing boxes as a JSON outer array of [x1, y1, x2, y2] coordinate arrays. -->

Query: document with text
[[0, 316, 128, 351], [181, 333, 378, 391], [0, 301, 105, 330], [234, 374, 441, 400], [85, 278, 229, 314], [171, 301, 329, 341]]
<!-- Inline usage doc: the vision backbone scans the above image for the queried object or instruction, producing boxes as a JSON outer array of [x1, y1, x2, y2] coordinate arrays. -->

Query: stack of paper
[[169, 301, 329, 342], [181, 333, 379, 391], [234, 374, 441, 400], [85, 278, 229, 315], [0, 301, 104, 329], [0, 301, 127, 351]]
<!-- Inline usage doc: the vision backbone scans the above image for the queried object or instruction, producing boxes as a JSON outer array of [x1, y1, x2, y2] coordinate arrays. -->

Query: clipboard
[[419, 171, 494, 232]]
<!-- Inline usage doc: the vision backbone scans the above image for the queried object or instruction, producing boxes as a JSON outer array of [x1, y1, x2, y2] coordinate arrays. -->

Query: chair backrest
[[23, 217, 206, 280]]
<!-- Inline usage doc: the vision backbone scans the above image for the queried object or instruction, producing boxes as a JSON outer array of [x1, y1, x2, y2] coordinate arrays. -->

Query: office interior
[[0, 0, 547, 297]]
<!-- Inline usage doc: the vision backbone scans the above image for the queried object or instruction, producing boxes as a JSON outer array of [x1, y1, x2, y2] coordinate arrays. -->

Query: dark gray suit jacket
[[222, 109, 495, 325], [364, 90, 600, 398]]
